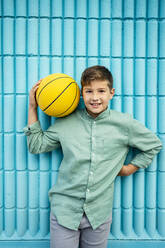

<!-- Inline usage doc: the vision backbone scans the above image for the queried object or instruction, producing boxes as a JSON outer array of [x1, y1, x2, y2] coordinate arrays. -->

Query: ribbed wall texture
[[0, 0, 165, 242]]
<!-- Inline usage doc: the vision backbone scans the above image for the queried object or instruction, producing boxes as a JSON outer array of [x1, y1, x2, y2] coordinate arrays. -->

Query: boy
[[24, 65, 162, 248]]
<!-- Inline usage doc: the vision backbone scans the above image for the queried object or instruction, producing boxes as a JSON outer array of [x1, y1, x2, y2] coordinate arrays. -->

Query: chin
[[91, 110, 103, 116]]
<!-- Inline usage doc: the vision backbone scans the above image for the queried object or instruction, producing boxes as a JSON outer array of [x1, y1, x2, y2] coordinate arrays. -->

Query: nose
[[92, 92, 99, 101]]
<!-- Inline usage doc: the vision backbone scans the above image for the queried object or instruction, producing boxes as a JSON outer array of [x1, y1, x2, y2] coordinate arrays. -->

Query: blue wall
[[0, 0, 165, 246]]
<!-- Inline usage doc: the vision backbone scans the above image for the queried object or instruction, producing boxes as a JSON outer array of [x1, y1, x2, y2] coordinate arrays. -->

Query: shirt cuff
[[23, 121, 41, 136], [130, 158, 149, 169]]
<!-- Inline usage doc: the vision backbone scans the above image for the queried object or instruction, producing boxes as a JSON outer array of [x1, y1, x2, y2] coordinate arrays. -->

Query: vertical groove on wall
[[61, 0, 64, 73], [0, 0, 4, 237], [86, 0, 88, 68], [13, 0, 17, 237]]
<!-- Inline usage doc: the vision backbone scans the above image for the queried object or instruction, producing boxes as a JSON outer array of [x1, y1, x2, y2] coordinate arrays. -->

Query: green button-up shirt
[[23, 108, 162, 230]]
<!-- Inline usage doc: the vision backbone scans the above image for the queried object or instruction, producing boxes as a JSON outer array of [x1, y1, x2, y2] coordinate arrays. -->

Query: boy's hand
[[118, 164, 139, 176], [29, 80, 42, 109]]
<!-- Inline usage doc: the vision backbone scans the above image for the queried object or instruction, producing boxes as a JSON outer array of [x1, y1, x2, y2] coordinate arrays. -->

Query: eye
[[99, 89, 106, 93], [85, 90, 92, 93]]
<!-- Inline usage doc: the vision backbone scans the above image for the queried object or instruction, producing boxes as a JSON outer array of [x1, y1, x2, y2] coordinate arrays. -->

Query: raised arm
[[28, 80, 41, 126], [23, 80, 61, 154]]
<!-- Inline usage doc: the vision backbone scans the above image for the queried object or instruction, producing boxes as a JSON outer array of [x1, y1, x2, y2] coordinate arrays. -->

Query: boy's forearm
[[28, 80, 41, 126], [118, 164, 139, 176], [28, 106, 38, 126]]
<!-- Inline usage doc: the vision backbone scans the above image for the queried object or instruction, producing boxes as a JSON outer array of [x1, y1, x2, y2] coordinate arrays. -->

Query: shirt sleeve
[[23, 121, 61, 154], [128, 117, 162, 169]]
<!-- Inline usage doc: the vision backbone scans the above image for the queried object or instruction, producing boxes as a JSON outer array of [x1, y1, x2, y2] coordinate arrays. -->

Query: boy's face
[[82, 80, 115, 118]]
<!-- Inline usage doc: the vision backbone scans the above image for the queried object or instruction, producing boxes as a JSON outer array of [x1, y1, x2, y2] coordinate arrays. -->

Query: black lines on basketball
[[56, 84, 79, 117], [36, 73, 80, 117], [43, 82, 76, 112], [37, 76, 71, 103]]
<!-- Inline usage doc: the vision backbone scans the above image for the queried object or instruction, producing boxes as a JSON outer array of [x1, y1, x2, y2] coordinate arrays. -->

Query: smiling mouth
[[90, 103, 101, 107]]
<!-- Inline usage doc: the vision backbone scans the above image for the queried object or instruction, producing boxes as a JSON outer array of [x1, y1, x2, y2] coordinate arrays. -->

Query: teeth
[[91, 103, 100, 107]]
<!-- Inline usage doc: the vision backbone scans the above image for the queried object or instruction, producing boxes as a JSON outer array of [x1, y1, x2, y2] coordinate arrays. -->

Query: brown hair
[[81, 65, 113, 90]]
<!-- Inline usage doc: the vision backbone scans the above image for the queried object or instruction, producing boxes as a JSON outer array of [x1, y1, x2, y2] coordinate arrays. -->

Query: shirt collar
[[82, 107, 110, 121]]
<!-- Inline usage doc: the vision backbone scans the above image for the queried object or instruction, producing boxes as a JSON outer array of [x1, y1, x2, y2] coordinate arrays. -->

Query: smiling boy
[[24, 65, 162, 248], [82, 80, 114, 118]]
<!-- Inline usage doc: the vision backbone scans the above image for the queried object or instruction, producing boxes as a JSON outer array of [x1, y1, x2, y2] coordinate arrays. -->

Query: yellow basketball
[[36, 73, 80, 117]]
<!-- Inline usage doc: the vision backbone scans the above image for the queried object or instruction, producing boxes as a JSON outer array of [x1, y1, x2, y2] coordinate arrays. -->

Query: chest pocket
[[103, 139, 121, 160], [95, 137, 124, 160]]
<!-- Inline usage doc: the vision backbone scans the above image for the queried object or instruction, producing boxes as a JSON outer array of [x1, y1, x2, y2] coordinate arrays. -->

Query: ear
[[109, 88, 115, 100]]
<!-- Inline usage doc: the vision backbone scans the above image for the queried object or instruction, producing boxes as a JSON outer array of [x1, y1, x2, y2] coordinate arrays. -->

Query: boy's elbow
[[156, 142, 163, 153], [160, 141, 163, 150], [153, 138, 163, 154]]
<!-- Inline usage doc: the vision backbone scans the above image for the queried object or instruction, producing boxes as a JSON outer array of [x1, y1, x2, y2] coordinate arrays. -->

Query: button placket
[[91, 121, 96, 156], [89, 121, 96, 187]]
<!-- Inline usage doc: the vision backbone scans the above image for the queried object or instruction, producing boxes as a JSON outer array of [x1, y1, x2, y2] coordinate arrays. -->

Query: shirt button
[[87, 188, 90, 192], [90, 171, 93, 175]]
